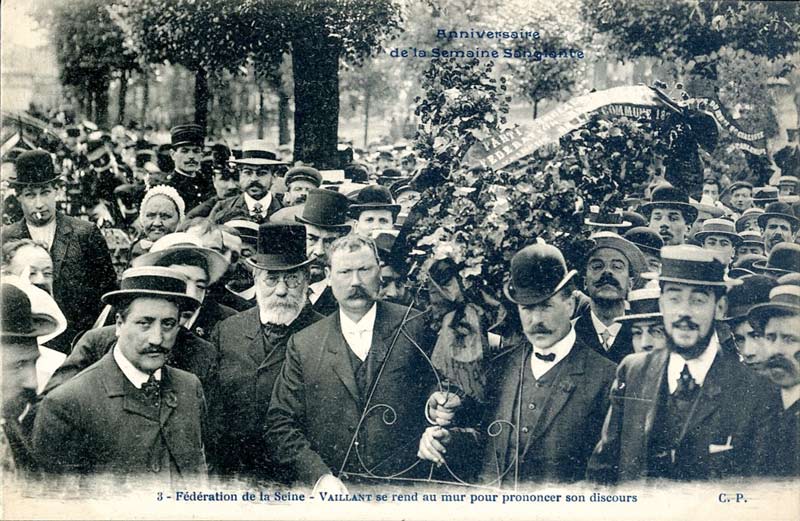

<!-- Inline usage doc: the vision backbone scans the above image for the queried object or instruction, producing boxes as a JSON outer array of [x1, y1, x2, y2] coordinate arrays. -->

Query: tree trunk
[[277, 81, 290, 146], [95, 82, 109, 128], [291, 33, 340, 168], [194, 68, 209, 131], [363, 85, 370, 148], [140, 71, 149, 127], [257, 80, 266, 139], [117, 71, 128, 125]]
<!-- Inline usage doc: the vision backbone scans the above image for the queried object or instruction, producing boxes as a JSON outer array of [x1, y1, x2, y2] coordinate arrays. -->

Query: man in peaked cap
[[747, 278, 800, 476], [615, 287, 667, 354], [759, 201, 799, 253], [33, 267, 208, 479], [624, 226, 664, 274], [161, 124, 214, 211], [389, 178, 422, 217], [2, 150, 118, 354], [349, 185, 401, 236], [588, 246, 779, 483], [294, 188, 353, 316], [209, 140, 287, 224], [695, 218, 741, 267], [211, 224, 324, 479], [723, 181, 753, 215], [574, 232, 647, 364], [282, 165, 322, 207], [642, 184, 698, 246], [419, 242, 617, 485]]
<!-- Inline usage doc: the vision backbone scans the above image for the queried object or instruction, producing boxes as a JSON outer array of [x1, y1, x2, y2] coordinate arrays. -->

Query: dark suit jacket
[[312, 285, 338, 316], [208, 194, 282, 224], [1, 213, 118, 353], [184, 196, 221, 219], [574, 309, 633, 364], [211, 304, 323, 478], [472, 337, 616, 486], [266, 301, 437, 485], [187, 300, 236, 341], [32, 351, 207, 477], [587, 346, 780, 484]]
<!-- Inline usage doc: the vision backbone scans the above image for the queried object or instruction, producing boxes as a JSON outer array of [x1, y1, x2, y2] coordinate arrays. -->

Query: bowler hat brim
[[503, 269, 577, 306], [757, 212, 800, 231], [640, 201, 698, 223], [748, 302, 800, 327], [349, 203, 401, 218], [295, 215, 352, 232]]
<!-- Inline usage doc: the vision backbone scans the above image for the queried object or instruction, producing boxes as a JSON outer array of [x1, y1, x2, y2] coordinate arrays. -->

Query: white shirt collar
[[27, 218, 57, 249], [781, 384, 800, 411], [529, 327, 576, 380], [667, 334, 719, 393], [590, 310, 622, 350], [339, 303, 378, 362], [244, 192, 273, 214], [113, 345, 161, 389]]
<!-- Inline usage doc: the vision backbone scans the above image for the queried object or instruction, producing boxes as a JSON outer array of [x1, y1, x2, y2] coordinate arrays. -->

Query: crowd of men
[[1, 118, 799, 491]]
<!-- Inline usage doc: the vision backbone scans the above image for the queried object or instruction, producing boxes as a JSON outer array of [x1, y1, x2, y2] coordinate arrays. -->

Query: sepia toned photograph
[[1, 0, 798, 519]]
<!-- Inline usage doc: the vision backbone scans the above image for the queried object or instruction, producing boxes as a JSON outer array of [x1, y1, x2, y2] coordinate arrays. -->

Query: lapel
[[491, 343, 528, 470], [641, 348, 670, 439], [49, 214, 73, 279], [520, 343, 586, 459], [158, 367, 179, 427], [364, 303, 396, 387], [680, 351, 725, 444], [100, 350, 160, 423], [575, 311, 604, 354], [238, 307, 267, 366], [325, 312, 361, 403]]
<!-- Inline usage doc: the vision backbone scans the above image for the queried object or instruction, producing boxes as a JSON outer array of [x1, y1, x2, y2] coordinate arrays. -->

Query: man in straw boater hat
[[758, 201, 799, 254], [574, 231, 647, 364], [417, 242, 617, 485], [295, 188, 353, 316], [614, 286, 667, 354], [1, 282, 61, 475], [695, 218, 741, 267], [734, 230, 765, 261], [212, 224, 324, 479], [747, 275, 800, 476], [588, 246, 778, 484], [734, 206, 764, 233], [641, 184, 699, 247], [209, 140, 287, 224], [33, 267, 208, 479], [2, 150, 118, 354]]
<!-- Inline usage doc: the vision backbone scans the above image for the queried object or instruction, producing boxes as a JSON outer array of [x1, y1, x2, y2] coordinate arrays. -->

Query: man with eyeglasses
[[209, 141, 286, 224], [211, 224, 323, 479]]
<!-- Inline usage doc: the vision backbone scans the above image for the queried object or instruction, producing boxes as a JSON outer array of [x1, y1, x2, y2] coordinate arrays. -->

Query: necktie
[[675, 363, 698, 398], [535, 352, 556, 362], [262, 323, 291, 345], [252, 202, 264, 218], [141, 374, 161, 405], [600, 329, 612, 351]]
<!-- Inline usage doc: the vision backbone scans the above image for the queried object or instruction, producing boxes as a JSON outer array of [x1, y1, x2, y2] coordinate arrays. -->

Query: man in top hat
[[418, 242, 617, 485], [209, 140, 286, 224], [695, 218, 741, 267], [158, 124, 214, 211], [778, 176, 798, 197], [759, 201, 799, 253], [642, 184, 698, 246], [753, 242, 800, 278], [33, 267, 208, 479], [747, 278, 800, 476], [624, 227, 664, 274], [574, 232, 647, 364], [735, 231, 765, 261], [2, 150, 118, 354], [1, 282, 60, 475], [211, 224, 324, 479], [588, 246, 778, 483], [719, 275, 777, 374], [349, 185, 401, 236], [295, 188, 353, 316], [282, 166, 322, 207], [267, 234, 451, 491], [615, 287, 667, 354], [724, 181, 753, 216]]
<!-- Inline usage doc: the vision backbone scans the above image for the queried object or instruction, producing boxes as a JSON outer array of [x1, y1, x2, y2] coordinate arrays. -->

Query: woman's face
[[140, 195, 179, 241]]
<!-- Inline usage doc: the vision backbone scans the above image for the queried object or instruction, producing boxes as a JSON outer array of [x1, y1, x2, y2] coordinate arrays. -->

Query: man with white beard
[[210, 224, 324, 480]]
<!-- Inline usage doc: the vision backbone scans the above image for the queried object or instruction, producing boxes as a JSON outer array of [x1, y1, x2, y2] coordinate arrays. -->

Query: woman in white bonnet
[[128, 185, 186, 264]]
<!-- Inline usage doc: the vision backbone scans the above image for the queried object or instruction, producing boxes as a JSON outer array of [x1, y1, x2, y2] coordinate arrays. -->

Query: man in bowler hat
[[211, 224, 324, 479], [641, 184, 698, 247], [1, 150, 118, 354], [588, 246, 778, 483], [759, 201, 798, 254], [33, 267, 208, 480], [418, 242, 617, 485]]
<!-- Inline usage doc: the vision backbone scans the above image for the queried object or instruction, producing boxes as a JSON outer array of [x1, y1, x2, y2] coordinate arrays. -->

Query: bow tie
[[534, 351, 556, 363], [262, 323, 291, 342]]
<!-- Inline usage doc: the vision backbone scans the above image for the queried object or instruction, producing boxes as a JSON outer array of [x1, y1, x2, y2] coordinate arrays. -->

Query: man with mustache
[[33, 267, 208, 479], [588, 246, 779, 483], [417, 243, 617, 485], [209, 141, 286, 225], [574, 232, 647, 364], [211, 224, 323, 479], [282, 166, 322, 207], [1, 282, 60, 476], [1, 150, 118, 354], [642, 184, 698, 246], [294, 188, 353, 316], [758, 202, 799, 254], [155, 125, 215, 211], [719, 275, 776, 373], [747, 277, 800, 476]]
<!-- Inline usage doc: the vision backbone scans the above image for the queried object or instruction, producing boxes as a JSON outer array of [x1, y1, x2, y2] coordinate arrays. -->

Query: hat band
[[250, 253, 307, 267], [660, 258, 725, 284], [242, 150, 275, 160], [628, 298, 660, 316], [121, 275, 187, 295]]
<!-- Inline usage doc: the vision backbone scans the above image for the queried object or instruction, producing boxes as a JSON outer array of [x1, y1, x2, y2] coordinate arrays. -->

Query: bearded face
[[255, 268, 309, 325]]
